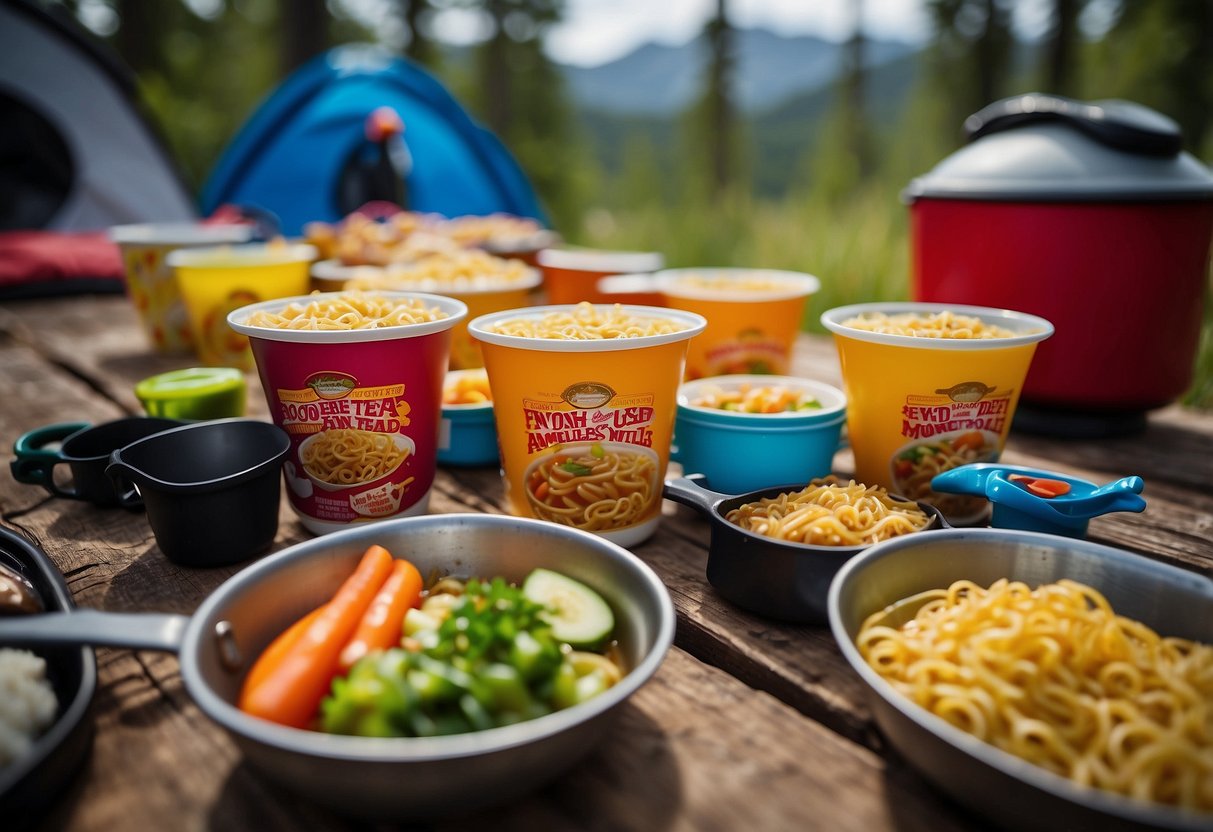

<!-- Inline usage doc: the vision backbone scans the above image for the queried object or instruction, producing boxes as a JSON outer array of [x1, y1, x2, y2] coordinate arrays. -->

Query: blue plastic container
[[437, 398, 498, 467], [672, 375, 847, 494]]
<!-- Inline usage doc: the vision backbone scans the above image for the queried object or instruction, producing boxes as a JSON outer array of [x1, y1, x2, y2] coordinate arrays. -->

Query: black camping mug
[[10, 418, 186, 508], [105, 418, 291, 567]]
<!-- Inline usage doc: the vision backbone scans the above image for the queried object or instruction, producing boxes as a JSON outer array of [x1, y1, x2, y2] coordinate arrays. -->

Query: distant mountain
[[560, 28, 919, 115]]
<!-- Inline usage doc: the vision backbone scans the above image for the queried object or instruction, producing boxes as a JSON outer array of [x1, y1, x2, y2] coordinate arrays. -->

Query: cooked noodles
[[489, 302, 687, 340], [725, 478, 931, 546], [244, 292, 448, 330], [443, 371, 492, 405], [857, 579, 1213, 813], [689, 382, 822, 413], [302, 429, 408, 485], [526, 444, 656, 531], [893, 431, 997, 518], [842, 311, 1017, 339]]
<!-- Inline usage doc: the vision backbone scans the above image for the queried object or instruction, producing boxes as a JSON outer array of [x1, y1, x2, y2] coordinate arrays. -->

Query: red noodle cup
[[537, 247, 664, 305], [469, 304, 707, 547], [227, 291, 468, 535], [820, 302, 1053, 526]]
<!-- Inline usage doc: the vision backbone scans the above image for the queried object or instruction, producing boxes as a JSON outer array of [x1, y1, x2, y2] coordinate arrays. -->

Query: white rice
[[0, 648, 58, 767]]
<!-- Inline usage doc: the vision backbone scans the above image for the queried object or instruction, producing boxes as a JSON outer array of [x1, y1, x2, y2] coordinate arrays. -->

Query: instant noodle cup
[[820, 302, 1053, 525], [469, 303, 707, 547], [170, 243, 316, 370], [312, 255, 542, 370], [598, 267, 820, 380], [536, 247, 664, 305], [109, 223, 255, 353], [227, 290, 468, 535]]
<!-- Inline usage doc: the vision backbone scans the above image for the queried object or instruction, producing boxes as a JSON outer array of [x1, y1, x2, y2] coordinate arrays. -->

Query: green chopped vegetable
[[559, 460, 594, 476], [319, 570, 621, 739]]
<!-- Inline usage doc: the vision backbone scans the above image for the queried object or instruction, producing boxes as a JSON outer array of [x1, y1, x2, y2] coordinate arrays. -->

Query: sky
[[425, 0, 1062, 69]]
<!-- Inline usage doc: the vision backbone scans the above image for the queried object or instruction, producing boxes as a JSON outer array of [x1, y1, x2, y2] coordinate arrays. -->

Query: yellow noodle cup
[[469, 304, 707, 547], [820, 302, 1054, 526], [310, 258, 542, 370]]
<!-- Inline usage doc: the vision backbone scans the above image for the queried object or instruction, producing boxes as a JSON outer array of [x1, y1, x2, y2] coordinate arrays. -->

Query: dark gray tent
[[0, 0, 196, 232]]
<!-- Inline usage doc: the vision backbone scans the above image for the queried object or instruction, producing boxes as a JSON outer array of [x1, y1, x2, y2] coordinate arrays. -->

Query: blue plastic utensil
[[930, 464, 1145, 538]]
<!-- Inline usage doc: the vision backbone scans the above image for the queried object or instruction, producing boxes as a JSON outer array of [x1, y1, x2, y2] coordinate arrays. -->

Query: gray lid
[[904, 93, 1213, 202]]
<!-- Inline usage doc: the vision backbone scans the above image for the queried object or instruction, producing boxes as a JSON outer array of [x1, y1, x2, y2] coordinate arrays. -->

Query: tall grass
[[572, 184, 1213, 411]]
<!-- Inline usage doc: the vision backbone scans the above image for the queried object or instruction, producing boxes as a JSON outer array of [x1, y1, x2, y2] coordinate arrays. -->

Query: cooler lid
[[904, 93, 1213, 202]]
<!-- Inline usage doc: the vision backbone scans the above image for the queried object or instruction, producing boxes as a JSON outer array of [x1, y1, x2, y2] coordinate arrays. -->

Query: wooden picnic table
[[1, 293, 1210, 831]]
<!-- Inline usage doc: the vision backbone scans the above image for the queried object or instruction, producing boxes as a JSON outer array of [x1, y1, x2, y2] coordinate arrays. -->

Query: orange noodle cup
[[311, 256, 542, 370], [109, 223, 254, 354], [469, 303, 707, 547], [536, 247, 664, 305], [820, 302, 1053, 526], [599, 267, 820, 379], [169, 243, 316, 370], [227, 290, 468, 535]]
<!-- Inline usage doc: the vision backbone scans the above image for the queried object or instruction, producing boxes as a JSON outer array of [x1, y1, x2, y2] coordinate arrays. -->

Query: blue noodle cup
[[438, 370, 499, 467], [672, 375, 847, 494]]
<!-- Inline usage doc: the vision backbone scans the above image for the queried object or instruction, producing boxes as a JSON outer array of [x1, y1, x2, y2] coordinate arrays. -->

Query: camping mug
[[10, 418, 186, 508], [105, 419, 291, 567]]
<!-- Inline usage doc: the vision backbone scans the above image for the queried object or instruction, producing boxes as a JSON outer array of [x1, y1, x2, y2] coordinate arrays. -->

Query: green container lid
[[135, 367, 246, 420]]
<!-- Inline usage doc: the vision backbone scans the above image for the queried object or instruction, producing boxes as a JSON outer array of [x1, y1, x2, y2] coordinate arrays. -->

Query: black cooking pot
[[663, 476, 948, 624]]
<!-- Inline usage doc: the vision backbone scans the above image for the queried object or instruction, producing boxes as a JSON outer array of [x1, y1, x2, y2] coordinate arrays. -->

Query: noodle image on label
[[525, 441, 660, 533], [299, 429, 414, 489], [891, 429, 999, 523]]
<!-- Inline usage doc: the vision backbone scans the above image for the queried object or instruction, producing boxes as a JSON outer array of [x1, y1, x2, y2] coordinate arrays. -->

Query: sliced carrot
[[238, 544, 395, 728], [1009, 474, 1071, 499], [534, 480, 551, 501], [241, 604, 325, 695], [337, 558, 424, 672]]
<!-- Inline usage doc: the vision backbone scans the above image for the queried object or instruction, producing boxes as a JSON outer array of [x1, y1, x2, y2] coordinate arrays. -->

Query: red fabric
[[0, 230, 124, 289]]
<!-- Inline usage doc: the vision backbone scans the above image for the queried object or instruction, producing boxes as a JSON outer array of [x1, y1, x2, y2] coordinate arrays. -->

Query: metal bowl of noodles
[[0, 514, 675, 821], [828, 528, 1213, 832]]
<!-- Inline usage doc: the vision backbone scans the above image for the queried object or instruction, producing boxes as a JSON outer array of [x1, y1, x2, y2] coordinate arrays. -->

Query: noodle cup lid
[[311, 259, 543, 295], [166, 243, 318, 269], [820, 302, 1054, 350], [467, 304, 707, 353], [226, 290, 468, 344], [677, 374, 846, 425], [656, 268, 821, 302]]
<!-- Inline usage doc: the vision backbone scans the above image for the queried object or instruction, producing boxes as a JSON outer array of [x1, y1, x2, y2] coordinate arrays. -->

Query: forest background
[[54, 0, 1213, 407]]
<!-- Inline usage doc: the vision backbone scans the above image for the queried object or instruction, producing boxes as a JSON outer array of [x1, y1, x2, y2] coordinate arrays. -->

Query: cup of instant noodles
[[820, 302, 1053, 526], [227, 290, 467, 535], [599, 267, 821, 380], [314, 249, 542, 370], [469, 302, 707, 547]]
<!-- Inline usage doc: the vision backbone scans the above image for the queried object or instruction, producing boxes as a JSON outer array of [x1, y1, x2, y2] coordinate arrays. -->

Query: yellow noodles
[[842, 311, 1017, 339], [690, 382, 822, 413], [488, 302, 687, 340], [443, 371, 492, 405], [244, 292, 447, 330], [302, 429, 408, 485], [857, 579, 1213, 813], [526, 444, 656, 531], [893, 431, 998, 518], [725, 478, 931, 546], [348, 250, 534, 291], [671, 273, 788, 293]]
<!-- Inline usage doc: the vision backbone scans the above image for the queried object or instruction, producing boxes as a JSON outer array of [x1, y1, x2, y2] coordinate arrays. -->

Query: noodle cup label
[[660, 268, 820, 380], [469, 304, 707, 547], [228, 291, 468, 535], [821, 302, 1053, 525]]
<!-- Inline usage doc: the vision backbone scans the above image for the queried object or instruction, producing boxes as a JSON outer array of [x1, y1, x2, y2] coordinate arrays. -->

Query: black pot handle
[[663, 475, 730, 516], [964, 93, 1183, 158]]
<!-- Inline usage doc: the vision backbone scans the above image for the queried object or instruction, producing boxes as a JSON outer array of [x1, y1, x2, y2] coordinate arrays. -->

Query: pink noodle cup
[[227, 291, 468, 535]]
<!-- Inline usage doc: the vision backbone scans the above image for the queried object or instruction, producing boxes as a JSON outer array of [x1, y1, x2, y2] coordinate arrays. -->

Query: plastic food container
[[438, 370, 498, 467], [672, 375, 846, 494], [169, 243, 316, 369], [135, 367, 247, 420]]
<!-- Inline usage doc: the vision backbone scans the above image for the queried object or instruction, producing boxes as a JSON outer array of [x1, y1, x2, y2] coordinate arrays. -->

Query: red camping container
[[906, 94, 1213, 435]]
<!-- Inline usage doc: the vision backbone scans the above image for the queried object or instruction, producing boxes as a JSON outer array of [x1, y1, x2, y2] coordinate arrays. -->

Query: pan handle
[[663, 474, 729, 515], [0, 609, 189, 653]]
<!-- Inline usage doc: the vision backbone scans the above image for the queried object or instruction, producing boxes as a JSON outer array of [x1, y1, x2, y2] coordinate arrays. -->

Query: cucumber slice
[[522, 568, 615, 649]]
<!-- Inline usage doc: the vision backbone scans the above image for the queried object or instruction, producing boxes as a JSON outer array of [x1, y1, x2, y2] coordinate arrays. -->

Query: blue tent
[[201, 44, 545, 237]]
